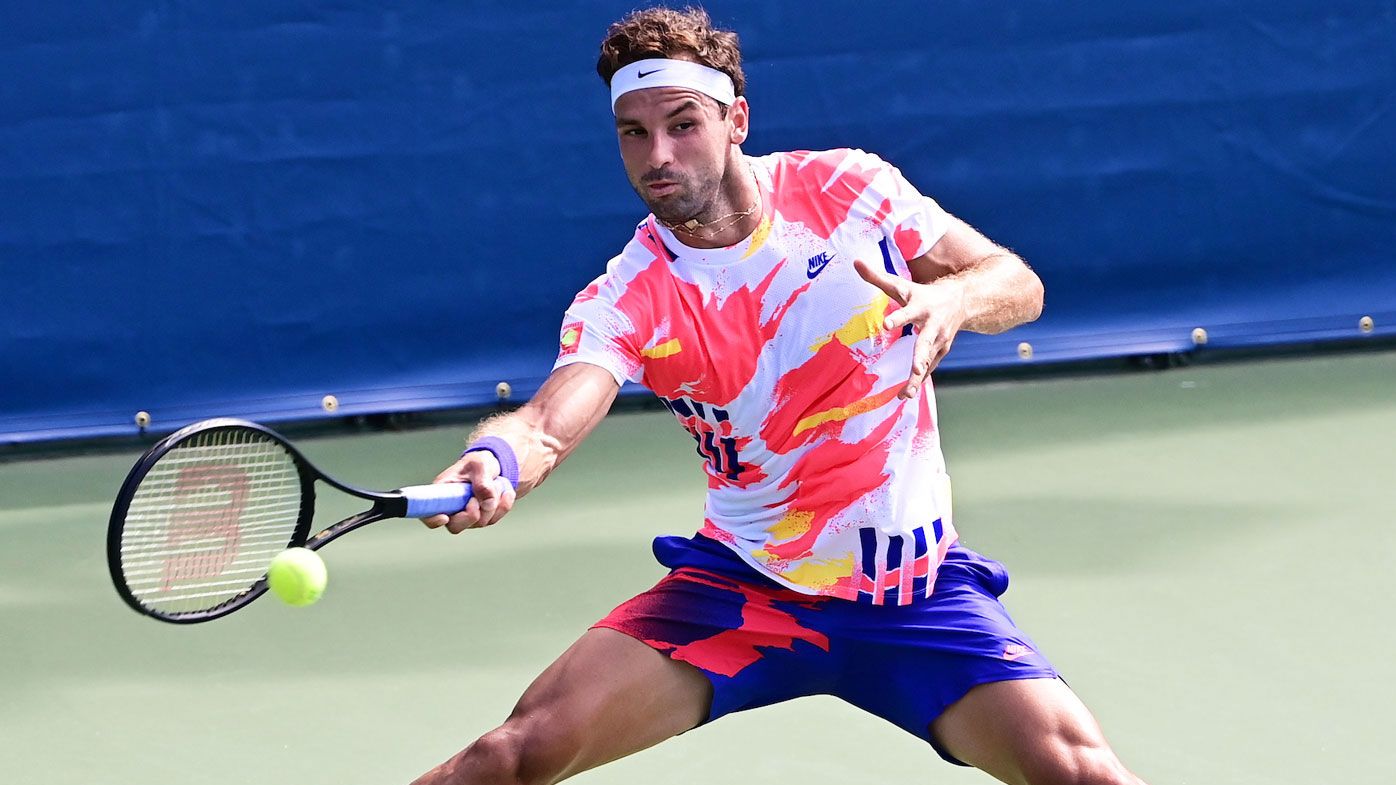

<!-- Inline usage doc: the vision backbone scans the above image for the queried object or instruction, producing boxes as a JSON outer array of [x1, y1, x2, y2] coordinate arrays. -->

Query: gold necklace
[[662, 195, 761, 237]]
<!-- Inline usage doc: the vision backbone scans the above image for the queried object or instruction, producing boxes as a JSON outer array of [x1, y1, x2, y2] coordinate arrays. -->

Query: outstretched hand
[[854, 258, 967, 399], [419, 450, 517, 533]]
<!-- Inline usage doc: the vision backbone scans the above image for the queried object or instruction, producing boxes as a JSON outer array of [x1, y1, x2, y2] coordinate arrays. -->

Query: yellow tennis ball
[[266, 548, 328, 607]]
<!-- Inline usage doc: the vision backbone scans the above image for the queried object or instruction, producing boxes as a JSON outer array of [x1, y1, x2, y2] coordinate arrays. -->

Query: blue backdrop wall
[[3, 1, 1394, 443]]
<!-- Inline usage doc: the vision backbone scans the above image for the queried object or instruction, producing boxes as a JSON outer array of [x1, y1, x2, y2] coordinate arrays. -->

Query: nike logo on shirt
[[806, 252, 834, 279]]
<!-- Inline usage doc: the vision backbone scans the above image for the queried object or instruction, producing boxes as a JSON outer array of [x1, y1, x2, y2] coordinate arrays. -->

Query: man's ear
[[729, 97, 750, 144]]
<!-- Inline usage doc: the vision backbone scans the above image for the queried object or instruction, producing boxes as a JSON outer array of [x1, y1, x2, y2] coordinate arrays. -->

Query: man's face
[[613, 87, 745, 224]]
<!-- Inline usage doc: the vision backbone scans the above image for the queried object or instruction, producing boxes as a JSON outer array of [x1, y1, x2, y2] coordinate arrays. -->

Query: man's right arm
[[420, 361, 620, 534]]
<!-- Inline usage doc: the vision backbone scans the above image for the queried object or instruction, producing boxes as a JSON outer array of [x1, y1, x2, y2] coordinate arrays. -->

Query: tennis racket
[[107, 417, 503, 624]]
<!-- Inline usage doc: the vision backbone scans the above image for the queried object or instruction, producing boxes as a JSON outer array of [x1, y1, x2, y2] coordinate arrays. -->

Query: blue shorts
[[594, 534, 1059, 765]]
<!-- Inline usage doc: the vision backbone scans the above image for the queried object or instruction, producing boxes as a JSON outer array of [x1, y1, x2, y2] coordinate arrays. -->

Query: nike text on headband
[[610, 59, 737, 113]]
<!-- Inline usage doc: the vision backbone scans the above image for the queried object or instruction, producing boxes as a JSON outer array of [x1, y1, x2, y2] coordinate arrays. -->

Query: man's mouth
[[646, 180, 679, 197]]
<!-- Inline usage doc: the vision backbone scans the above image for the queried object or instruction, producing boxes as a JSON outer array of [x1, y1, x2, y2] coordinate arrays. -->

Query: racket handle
[[398, 478, 515, 518]]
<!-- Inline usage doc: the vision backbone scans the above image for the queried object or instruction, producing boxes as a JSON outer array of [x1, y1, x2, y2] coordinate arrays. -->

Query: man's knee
[[1022, 739, 1140, 785], [458, 727, 528, 785], [449, 718, 578, 785]]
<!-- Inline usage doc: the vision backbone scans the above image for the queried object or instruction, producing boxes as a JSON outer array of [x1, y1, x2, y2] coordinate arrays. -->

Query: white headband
[[610, 58, 737, 113]]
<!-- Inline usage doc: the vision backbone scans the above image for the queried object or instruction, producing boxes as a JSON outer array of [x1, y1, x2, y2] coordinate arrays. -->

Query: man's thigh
[[931, 678, 1141, 785], [412, 627, 711, 785], [510, 626, 713, 776]]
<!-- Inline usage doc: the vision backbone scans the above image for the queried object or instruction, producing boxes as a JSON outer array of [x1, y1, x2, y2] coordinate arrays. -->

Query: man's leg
[[412, 627, 712, 785], [931, 678, 1146, 785]]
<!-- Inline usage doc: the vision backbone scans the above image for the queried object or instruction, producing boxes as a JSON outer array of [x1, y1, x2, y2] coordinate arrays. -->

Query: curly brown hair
[[596, 6, 746, 97]]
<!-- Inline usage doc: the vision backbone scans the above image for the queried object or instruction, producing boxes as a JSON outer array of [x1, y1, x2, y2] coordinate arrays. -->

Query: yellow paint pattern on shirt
[[738, 214, 773, 260], [641, 338, 683, 359], [768, 510, 814, 541], [560, 328, 580, 347], [810, 290, 890, 352], [780, 554, 855, 590], [793, 392, 891, 436]]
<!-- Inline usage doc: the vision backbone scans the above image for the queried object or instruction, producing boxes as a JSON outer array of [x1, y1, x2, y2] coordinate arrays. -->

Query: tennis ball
[[266, 548, 328, 607]]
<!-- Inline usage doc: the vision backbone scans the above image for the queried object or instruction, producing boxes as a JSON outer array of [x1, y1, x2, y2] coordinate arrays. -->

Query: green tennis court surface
[[3, 350, 1394, 784]]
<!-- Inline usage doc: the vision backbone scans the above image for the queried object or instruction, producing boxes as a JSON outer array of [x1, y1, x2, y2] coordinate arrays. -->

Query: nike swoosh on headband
[[611, 59, 737, 112]]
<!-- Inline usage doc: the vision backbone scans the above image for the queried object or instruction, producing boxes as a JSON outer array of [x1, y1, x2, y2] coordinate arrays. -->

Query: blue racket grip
[[399, 479, 515, 518]]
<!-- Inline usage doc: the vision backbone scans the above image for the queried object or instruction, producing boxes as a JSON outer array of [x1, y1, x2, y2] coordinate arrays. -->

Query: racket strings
[[119, 429, 304, 614]]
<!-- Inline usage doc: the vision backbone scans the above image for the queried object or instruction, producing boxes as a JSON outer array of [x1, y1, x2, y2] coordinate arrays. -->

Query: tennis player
[[414, 8, 1147, 785]]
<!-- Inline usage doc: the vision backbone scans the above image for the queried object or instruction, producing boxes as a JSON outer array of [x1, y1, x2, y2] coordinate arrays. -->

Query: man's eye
[[622, 128, 646, 137], [674, 121, 695, 131]]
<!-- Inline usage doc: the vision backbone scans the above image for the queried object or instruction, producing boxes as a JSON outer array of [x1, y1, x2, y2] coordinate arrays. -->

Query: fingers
[[900, 327, 957, 399], [883, 306, 916, 332], [444, 479, 516, 534], [854, 259, 922, 332], [859, 271, 966, 398], [901, 329, 934, 399], [443, 498, 482, 534], [853, 258, 910, 305], [418, 452, 515, 534]]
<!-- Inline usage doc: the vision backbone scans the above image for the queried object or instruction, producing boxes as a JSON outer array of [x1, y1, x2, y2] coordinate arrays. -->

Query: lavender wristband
[[461, 436, 520, 487]]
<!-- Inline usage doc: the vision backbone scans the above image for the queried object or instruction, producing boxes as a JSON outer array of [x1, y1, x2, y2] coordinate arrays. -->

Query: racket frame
[[107, 417, 418, 624]]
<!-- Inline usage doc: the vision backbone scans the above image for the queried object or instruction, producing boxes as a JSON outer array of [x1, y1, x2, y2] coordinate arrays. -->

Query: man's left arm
[[854, 214, 1044, 399]]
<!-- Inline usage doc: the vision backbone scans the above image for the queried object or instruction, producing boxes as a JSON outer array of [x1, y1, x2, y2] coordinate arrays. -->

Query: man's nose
[[646, 132, 674, 171]]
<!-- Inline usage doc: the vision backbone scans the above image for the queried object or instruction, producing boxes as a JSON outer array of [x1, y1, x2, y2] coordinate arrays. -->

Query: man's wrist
[[462, 436, 520, 486]]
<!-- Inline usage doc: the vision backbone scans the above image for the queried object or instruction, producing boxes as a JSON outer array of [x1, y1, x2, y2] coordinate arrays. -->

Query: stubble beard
[[635, 161, 724, 226]]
